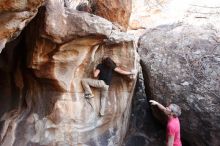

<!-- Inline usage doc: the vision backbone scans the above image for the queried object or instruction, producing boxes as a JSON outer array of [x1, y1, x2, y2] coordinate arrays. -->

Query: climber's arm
[[114, 67, 134, 75], [167, 135, 174, 146], [149, 100, 170, 115], [93, 68, 100, 78]]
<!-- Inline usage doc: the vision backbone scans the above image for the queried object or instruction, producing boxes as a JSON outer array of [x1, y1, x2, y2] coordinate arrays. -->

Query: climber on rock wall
[[81, 57, 136, 116], [149, 100, 182, 146]]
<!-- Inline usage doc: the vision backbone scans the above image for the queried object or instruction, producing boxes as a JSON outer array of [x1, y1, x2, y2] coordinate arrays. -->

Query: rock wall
[[1, 0, 219, 146], [91, 0, 132, 31], [0, 0, 138, 146], [129, 0, 169, 30], [0, 0, 45, 53]]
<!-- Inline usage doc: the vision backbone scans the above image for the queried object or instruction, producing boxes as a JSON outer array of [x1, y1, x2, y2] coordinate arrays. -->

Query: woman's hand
[[149, 100, 159, 105]]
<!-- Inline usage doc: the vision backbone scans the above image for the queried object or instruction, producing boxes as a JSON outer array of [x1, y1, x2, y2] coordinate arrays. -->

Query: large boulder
[[138, 1, 220, 145], [0, 0, 138, 146], [139, 21, 220, 146]]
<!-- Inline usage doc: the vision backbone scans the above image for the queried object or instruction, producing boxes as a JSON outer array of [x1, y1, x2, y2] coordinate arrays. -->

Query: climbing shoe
[[85, 93, 94, 99]]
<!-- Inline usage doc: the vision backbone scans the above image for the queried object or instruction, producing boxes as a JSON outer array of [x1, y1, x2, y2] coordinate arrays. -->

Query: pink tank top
[[166, 117, 182, 146]]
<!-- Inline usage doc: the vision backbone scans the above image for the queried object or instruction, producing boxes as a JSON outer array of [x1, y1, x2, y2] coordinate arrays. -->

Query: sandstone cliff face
[[92, 0, 132, 31], [0, 0, 45, 53], [138, 2, 220, 145], [0, 0, 138, 146], [129, 0, 168, 30]]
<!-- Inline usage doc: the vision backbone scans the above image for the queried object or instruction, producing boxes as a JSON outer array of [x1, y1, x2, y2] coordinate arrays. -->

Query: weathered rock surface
[[0, 0, 44, 12], [139, 20, 220, 146], [0, 0, 138, 146], [91, 0, 132, 31], [0, 0, 45, 53], [129, 0, 220, 33], [129, 0, 170, 30]]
